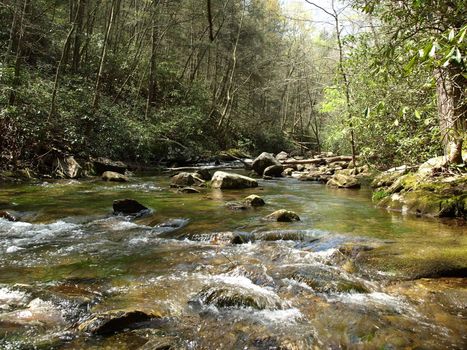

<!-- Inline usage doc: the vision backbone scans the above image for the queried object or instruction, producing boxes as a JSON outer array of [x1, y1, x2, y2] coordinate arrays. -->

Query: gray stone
[[211, 171, 258, 189]]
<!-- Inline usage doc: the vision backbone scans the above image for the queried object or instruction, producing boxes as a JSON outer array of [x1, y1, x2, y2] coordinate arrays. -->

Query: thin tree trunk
[[434, 67, 466, 164], [49, 11, 79, 120], [8, 0, 29, 107], [72, 0, 85, 72], [92, 0, 116, 110], [145, 1, 158, 119]]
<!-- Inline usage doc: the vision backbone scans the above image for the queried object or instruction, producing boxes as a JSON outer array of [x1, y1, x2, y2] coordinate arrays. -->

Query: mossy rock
[[379, 190, 466, 218]]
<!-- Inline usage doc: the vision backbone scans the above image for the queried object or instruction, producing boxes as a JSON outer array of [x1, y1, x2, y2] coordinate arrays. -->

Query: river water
[[0, 172, 465, 349]]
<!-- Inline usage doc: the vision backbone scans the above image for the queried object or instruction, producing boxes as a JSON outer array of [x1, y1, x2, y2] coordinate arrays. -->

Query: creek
[[0, 171, 466, 349]]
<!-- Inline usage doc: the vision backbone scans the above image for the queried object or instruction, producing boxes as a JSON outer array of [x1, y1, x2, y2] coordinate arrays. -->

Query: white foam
[[0, 287, 28, 303], [253, 307, 303, 324], [6, 246, 25, 253]]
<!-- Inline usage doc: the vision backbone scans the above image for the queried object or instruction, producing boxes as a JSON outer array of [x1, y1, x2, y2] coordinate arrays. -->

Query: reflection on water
[[0, 174, 466, 349]]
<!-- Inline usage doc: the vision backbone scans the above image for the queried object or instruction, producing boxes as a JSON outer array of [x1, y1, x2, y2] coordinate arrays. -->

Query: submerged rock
[[244, 194, 265, 207], [211, 171, 258, 189], [0, 210, 17, 222], [102, 171, 129, 182], [78, 310, 155, 335], [252, 152, 281, 176], [290, 266, 369, 294], [170, 172, 205, 188], [265, 209, 300, 222], [327, 173, 361, 189], [192, 276, 282, 310], [113, 199, 149, 216], [178, 187, 200, 194]]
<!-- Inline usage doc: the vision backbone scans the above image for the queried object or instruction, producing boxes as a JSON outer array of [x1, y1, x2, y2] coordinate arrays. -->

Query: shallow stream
[[0, 172, 466, 349]]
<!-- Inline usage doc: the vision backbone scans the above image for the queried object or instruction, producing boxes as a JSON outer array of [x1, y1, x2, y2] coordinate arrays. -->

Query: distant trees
[[0, 0, 329, 166]]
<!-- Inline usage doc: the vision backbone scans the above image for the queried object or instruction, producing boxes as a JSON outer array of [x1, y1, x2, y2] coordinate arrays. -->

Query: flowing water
[[0, 171, 466, 349]]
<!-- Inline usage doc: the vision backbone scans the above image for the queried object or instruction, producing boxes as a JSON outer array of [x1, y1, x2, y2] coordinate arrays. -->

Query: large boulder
[[113, 199, 149, 216], [53, 156, 81, 179], [252, 152, 281, 176], [263, 164, 284, 177], [265, 209, 300, 222], [170, 172, 205, 188], [102, 171, 129, 182], [327, 173, 361, 189], [211, 171, 258, 189], [94, 158, 128, 175]]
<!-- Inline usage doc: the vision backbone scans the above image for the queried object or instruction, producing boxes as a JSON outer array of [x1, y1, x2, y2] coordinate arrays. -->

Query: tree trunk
[[145, 4, 158, 119], [8, 0, 29, 107], [92, 0, 116, 110], [434, 67, 466, 164]]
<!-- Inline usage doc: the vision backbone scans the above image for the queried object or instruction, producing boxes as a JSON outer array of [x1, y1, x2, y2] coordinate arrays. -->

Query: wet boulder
[[53, 156, 81, 179], [170, 172, 205, 188], [289, 266, 369, 294], [94, 158, 128, 175], [102, 171, 129, 182], [263, 164, 284, 177], [327, 173, 360, 189], [0, 210, 17, 222], [211, 171, 258, 189], [275, 151, 289, 161], [244, 194, 265, 207], [265, 209, 300, 222], [113, 199, 149, 216], [192, 278, 282, 310], [78, 310, 155, 335], [252, 152, 281, 176]]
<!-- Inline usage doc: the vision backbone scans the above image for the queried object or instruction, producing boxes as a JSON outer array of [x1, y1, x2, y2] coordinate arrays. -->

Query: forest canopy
[[0, 0, 465, 169]]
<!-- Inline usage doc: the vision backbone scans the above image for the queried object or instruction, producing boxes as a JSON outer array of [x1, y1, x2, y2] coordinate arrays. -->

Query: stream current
[[0, 172, 466, 349]]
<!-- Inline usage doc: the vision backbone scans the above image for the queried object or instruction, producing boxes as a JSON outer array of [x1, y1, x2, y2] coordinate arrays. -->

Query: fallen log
[[164, 163, 245, 172], [281, 156, 354, 165]]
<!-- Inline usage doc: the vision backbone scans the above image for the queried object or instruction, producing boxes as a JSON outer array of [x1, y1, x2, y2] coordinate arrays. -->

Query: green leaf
[[414, 110, 421, 119], [458, 27, 466, 44], [394, 119, 399, 126], [448, 28, 455, 42]]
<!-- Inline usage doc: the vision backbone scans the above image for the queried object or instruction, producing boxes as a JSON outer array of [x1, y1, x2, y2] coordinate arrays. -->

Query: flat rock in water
[[102, 171, 129, 182], [178, 187, 200, 193], [211, 171, 258, 189], [113, 199, 149, 216], [265, 209, 300, 222]]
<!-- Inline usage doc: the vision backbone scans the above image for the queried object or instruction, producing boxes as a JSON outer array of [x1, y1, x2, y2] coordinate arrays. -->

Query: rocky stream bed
[[0, 163, 466, 349]]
